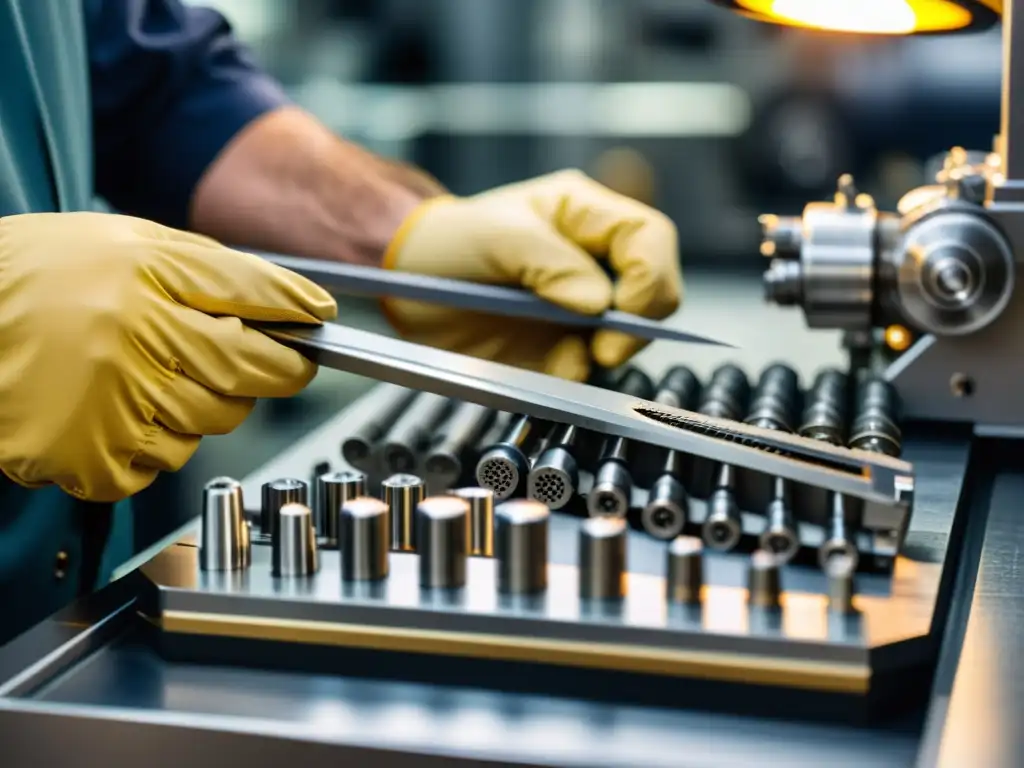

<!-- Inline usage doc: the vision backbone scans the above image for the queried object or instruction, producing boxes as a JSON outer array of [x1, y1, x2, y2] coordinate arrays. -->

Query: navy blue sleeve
[[85, 0, 290, 228]]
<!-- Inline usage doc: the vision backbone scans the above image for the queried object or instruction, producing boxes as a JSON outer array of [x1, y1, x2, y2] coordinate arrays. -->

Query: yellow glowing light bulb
[[735, 0, 978, 34], [771, 0, 916, 34]]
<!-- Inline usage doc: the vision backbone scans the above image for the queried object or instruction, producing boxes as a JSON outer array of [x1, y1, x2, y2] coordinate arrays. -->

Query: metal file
[[261, 253, 735, 348], [259, 321, 914, 508]]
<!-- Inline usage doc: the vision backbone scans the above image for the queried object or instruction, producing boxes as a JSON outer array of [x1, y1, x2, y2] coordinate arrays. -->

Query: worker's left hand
[[381, 170, 682, 381]]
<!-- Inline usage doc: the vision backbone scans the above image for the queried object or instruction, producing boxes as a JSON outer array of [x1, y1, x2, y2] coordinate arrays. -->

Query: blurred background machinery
[[206, 0, 1002, 267]]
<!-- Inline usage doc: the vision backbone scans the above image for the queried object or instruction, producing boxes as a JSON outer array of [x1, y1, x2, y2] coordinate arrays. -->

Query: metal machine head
[[761, 162, 1016, 339]]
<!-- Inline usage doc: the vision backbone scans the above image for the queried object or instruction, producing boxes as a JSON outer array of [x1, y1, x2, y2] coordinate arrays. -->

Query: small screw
[[950, 373, 975, 397]]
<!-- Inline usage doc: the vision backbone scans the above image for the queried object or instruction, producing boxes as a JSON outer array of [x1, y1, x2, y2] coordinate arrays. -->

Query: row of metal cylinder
[[196, 472, 648, 601], [338, 363, 901, 571], [199, 475, 858, 614]]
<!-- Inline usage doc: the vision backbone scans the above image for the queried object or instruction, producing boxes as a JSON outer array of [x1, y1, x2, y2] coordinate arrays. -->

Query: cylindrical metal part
[[597, 436, 629, 465], [760, 498, 799, 562], [528, 445, 579, 510], [588, 437, 633, 518], [614, 366, 656, 400], [273, 503, 319, 577], [382, 393, 453, 474], [340, 497, 389, 582], [588, 461, 632, 518], [494, 499, 550, 594], [747, 550, 782, 609], [819, 493, 860, 570], [799, 369, 849, 445], [848, 377, 903, 457], [382, 473, 426, 552], [759, 478, 800, 563], [453, 487, 495, 557], [578, 516, 628, 600], [316, 470, 366, 545], [260, 478, 308, 537], [666, 535, 704, 605], [702, 465, 742, 551], [703, 486, 742, 551], [341, 387, 417, 469], [642, 474, 688, 541], [699, 364, 751, 421], [423, 403, 496, 484], [744, 363, 802, 433], [475, 414, 534, 501], [826, 553, 857, 614], [416, 496, 470, 589], [653, 366, 702, 409], [200, 477, 250, 572]]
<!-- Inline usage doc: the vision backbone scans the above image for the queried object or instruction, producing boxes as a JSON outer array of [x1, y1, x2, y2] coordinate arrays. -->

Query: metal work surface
[[923, 446, 1024, 768], [16, 632, 922, 768]]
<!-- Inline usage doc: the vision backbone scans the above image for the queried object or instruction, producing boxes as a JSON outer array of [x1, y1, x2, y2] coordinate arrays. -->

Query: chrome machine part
[[453, 486, 495, 557], [762, 170, 1015, 338], [272, 503, 319, 578], [894, 205, 1015, 337], [761, 148, 1021, 427], [665, 536, 704, 606], [316, 470, 366, 546], [494, 499, 549, 595], [382, 473, 426, 552], [260, 478, 308, 538], [578, 516, 628, 600], [746, 550, 782, 611], [339, 497, 390, 583], [416, 496, 470, 589], [199, 477, 250, 572], [826, 553, 858, 615], [762, 174, 883, 331], [528, 434, 580, 510], [588, 437, 633, 519], [475, 415, 534, 502]]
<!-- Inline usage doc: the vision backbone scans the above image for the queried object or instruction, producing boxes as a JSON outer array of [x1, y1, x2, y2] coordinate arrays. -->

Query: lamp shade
[[711, 0, 1000, 34]]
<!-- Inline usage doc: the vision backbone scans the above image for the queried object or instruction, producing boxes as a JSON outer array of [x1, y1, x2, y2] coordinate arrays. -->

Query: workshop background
[[142, 0, 1001, 551]]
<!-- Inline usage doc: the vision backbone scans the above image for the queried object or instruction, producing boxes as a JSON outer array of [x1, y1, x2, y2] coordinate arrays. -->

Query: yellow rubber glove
[[0, 212, 337, 502], [381, 170, 682, 381]]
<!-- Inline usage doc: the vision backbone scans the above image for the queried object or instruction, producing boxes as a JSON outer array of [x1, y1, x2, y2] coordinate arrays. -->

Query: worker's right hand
[[0, 212, 337, 503]]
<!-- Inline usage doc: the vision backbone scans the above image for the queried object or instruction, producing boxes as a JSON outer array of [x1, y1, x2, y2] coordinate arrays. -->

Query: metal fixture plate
[[145, 536, 937, 696]]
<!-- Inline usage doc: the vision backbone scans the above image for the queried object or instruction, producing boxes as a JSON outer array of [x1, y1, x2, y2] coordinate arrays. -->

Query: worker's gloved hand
[[0, 213, 336, 502], [381, 169, 682, 381]]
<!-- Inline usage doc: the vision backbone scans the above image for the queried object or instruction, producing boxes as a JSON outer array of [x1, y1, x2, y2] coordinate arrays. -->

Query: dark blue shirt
[[85, 0, 289, 228]]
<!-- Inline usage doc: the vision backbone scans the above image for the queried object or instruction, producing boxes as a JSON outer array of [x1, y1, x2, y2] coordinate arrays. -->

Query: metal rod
[[260, 253, 733, 348]]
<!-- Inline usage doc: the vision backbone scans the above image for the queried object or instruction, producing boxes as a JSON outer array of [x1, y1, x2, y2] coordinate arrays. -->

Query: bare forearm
[[188, 106, 444, 265]]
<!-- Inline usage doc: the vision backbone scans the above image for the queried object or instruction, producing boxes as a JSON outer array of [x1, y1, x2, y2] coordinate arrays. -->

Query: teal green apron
[[0, 0, 134, 641]]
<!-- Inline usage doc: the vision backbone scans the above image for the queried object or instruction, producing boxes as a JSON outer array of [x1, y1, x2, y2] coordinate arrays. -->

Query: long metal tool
[[262, 253, 734, 348], [260, 322, 913, 508]]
